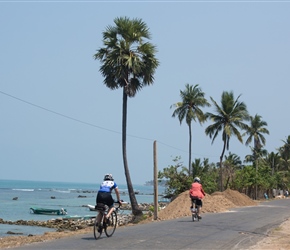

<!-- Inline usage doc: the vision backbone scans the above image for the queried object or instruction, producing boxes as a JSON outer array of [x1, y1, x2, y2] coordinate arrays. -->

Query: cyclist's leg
[[96, 192, 106, 229], [96, 211, 102, 225], [106, 207, 115, 218], [196, 199, 202, 218], [104, 194, 114, 219], [190, 195, 195, 209]]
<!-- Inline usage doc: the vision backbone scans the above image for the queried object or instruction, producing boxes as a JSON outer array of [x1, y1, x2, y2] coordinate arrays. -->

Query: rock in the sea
[[7, 231, 23, 235]]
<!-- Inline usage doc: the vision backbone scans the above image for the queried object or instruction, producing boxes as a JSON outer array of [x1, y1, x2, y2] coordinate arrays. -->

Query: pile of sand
[[158, 189, 257, 220]]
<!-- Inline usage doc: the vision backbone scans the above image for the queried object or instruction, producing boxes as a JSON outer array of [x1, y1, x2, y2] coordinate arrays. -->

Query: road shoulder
[[250, 218, 290, 249]]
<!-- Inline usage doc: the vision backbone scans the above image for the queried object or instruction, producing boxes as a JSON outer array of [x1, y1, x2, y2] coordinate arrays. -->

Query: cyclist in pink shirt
[[189, 177, 205, 219]]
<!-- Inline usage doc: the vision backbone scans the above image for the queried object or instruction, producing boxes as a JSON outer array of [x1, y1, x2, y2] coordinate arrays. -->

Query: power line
[[0, 90, 121, 135], [0, 90, 219, 159]]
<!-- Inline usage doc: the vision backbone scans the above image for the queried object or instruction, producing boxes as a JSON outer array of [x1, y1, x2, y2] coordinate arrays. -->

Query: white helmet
[[194, 177, 200, 183], [104, 173, 114, 181]]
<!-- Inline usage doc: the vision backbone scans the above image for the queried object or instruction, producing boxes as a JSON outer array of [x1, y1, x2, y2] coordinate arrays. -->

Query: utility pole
[[153, 140, 158, 220]]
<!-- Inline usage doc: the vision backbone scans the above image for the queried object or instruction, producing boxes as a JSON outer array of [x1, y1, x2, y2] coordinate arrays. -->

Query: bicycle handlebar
[[113, 199, 128, 208]]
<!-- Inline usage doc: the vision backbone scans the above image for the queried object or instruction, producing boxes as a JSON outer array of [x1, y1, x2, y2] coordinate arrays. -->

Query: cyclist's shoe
[[97, 226, 102, 233], [198, 215, 202, 219]]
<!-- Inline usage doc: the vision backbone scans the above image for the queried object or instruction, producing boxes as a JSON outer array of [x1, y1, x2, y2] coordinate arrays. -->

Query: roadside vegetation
[[159, 83, 290, 201], [158, 135, 290, 200]]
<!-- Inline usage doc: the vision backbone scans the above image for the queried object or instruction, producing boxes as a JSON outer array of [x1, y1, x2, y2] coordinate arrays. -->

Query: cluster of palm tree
[[94, 16, 289, 217], [171, 83, 290, 199]]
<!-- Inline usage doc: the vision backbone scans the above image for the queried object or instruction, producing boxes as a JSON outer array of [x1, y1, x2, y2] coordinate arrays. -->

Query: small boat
[[158, 196, 171, 203], [63, 215, 95, 220], [30, 207, 67, 215], [87, 204, 96, 211]]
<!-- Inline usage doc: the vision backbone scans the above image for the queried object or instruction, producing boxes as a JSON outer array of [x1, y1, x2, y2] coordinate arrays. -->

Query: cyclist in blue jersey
[[96, 174, 122, 228]]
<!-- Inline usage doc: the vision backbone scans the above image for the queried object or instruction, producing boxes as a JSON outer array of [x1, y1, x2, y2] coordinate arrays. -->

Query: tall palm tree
[[244, 145, 268, 199], [94, 17, 159, 216], [265, 151, 280, 176], [205, 91, 249, 191], [171, 84, 210, 175], [243, 114, 269, 164]]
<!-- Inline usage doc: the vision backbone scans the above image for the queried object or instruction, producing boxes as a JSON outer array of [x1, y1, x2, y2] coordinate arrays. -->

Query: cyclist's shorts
[[96, 191, 114, 208], [190, 196, 203, 207]]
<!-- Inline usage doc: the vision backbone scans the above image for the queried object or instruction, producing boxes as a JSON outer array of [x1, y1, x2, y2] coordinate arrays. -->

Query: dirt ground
[[1, 189, 289, 249]]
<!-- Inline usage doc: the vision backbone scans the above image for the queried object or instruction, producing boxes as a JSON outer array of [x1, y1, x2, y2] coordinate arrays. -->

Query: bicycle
[[190, 199, 200, 222], [93, 200, 121, 240]]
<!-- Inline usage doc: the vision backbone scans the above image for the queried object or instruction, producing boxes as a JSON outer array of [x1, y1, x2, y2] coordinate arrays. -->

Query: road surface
[[11, 199, 290, 250]]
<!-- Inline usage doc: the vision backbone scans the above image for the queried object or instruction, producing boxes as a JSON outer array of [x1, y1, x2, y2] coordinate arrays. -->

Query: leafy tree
[[234, 165, 256, 198], [223, 152, 242, 189], [171, 84, 210, 175], [192, 158, 209, 179], [159, 156, 218, 198], [256, 164, 275, 198], [158, 157, 192, 199], [279, 135, 290, 171], [94, 17, 159, 216], [196, 159, 219, 194], [205, 91, 249, 191], [276, 136, 290, 190]]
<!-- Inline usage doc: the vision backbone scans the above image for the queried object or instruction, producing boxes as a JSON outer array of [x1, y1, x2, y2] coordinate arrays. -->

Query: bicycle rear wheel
[[104, 211, 117, 237], [93, 215, 102, 239]]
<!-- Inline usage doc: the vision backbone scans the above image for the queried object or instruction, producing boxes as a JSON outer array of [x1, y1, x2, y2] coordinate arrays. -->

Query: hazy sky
[[1, 1, 289, 185]]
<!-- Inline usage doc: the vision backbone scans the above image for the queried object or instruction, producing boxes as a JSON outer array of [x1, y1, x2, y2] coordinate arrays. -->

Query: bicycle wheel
[[104, 211, 117, 237], [192, 210, 198, 222], [196, 208, 200, 221], [93, 215, 102, 240], [192, 213, 195, 221]]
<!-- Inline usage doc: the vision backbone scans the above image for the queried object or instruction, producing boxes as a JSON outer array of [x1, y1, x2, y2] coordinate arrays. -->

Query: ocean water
[[0, 179, 165, 238]]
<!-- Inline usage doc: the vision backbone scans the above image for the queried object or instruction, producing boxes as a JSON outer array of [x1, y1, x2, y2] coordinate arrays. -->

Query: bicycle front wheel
[[192, 213, 195, 221], [104, 211, 117, 237], [93, 216, 102, 239]]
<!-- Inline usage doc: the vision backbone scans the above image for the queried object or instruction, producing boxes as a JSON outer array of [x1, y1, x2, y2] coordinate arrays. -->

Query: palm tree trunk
[[188, 123, 192, 176], [220, 140, 226, 192], [254, 141, 257, 200], [122, 88, 142, 216]]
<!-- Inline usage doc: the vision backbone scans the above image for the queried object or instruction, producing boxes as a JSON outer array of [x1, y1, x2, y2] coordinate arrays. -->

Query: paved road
[[12, 199, 290, 250]]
